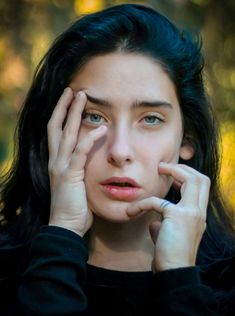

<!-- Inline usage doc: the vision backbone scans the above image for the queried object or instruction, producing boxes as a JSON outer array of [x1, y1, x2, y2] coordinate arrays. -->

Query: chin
[[89, 200, 133, 223], [97, 214, 132, 224]]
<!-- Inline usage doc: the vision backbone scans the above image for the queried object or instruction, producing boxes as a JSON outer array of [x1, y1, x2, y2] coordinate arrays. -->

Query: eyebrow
[[85, 93, 173, 110]]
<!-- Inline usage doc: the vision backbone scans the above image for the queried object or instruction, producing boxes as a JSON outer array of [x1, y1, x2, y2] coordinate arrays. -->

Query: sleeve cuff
[[152, 266, 202, 293], [30, 225, 89, 263]]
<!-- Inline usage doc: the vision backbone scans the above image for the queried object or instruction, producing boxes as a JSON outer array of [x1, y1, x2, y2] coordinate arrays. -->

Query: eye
[[82, 112, 106, 125], [142, 115, 164, 125]]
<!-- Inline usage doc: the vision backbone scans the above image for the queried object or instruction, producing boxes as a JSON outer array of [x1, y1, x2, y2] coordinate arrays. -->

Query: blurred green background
[[0, 0, 234, 214]]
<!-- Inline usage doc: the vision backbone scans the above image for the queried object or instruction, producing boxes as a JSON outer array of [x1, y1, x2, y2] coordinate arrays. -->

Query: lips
[[100, 177, 141, 201], [101, 177, 140, 187]]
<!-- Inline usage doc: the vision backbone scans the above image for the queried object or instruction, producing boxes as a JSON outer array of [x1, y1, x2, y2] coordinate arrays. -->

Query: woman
[[0, 3, 235, 315]]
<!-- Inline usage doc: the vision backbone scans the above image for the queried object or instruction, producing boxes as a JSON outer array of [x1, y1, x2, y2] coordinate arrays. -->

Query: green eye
[[88, 113, 102, 122], [83, 112, 105, 124], [143, 115, 162, 125]]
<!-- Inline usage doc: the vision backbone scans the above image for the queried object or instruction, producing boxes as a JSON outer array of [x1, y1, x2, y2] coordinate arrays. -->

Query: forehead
[[70, 52, 179, 108]]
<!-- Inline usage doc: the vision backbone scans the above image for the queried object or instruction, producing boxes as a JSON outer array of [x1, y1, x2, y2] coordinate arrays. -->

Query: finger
[[172, 179, 182, 191], [63, 91, 86, 138], [56, 91, 87, 164], [47, 87, 74, 162], [159, 163, 201, 206], [198, 176, 210, 211], [149, 221, 161, 244], [169, 163, 210, 211], [126, 196, 174, 218], [159, 162, 201, 184], [49, 87, 74, 127], [69, 125, 107, 171]]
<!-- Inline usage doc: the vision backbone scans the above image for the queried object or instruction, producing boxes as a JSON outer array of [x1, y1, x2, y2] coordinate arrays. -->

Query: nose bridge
[[113, 121, 130, 147], [107, 119, 134, 165]]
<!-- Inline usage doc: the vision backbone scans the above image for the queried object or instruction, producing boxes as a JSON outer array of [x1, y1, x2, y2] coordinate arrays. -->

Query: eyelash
[[82, 111, 164, 126]]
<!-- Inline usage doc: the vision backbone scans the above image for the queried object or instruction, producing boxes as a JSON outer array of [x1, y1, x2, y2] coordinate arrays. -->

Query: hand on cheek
[[126, 162, 210, 272], [48, 88, 107, 237]]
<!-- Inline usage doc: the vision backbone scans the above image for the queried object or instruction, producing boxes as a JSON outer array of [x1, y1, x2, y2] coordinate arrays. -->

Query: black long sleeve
[[2, 226, 88, 316]]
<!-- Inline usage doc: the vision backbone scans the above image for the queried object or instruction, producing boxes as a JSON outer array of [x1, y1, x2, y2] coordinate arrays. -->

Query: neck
[[88, 213, 157, 271]]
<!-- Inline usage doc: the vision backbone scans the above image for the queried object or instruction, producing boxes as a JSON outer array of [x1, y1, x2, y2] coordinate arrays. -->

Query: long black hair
[[0, 4, 234, 261]]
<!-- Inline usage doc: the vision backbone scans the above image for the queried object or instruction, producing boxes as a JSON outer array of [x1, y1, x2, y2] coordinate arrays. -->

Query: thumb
[[149, 221, 161, 244]]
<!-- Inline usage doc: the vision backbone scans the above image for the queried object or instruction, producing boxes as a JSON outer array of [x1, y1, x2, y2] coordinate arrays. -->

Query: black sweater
[[0, 226, 235, 315]]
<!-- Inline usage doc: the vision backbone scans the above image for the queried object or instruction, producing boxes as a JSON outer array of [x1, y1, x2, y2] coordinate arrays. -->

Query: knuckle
[[74, 144, 81, 153], [149, 196, 157, 204], [195, 211, 206, 224], [62, 128, 73, 138], [203, 222, 207, 231], [75, 142, 86, 155], [47, 121, 53, 132], [49, 163, 64, 178], [61, 130, 77, 145], [189, 174, 201, 184], [49, 166, 60, 177], [203, 175, 211, 186], [48, 161, 53, 172]]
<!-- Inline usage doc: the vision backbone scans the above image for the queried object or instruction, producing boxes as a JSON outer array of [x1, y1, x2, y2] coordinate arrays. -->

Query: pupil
[[146, 116, 155, 123], [91, 114, 100, 121]]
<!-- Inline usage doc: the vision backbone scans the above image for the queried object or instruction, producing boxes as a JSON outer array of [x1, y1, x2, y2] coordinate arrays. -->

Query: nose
[[107, 128, 134, 167]]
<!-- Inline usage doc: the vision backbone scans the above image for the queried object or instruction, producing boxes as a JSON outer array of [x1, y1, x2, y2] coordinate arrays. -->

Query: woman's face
[[70, 52, 193, 222]]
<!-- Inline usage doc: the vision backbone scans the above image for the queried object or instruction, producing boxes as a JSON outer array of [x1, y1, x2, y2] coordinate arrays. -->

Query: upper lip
[[101, 177, 141, 188]]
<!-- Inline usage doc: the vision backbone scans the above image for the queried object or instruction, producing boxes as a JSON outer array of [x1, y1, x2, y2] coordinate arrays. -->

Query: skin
[[48, 52, 210, 272]]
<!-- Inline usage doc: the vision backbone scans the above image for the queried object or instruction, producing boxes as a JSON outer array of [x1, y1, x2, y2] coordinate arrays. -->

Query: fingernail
[[77, 91, 86, 99], [99, 125, 107, 132]]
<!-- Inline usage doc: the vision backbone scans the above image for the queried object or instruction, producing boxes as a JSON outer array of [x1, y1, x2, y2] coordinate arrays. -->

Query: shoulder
[[199, 255, 235, 289], [0, 241, 30, 312], [0, 241, 30, 280], [200, 256, 235, 315]]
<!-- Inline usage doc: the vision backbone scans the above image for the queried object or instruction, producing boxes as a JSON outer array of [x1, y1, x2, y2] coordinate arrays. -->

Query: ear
[[179, 139, 195, 160]]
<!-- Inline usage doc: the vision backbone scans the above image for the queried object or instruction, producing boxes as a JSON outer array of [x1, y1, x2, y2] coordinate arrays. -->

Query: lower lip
[[101, 185, 141, 201]]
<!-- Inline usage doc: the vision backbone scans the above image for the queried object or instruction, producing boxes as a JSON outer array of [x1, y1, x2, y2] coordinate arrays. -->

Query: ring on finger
[[160, 200, 171, 209]]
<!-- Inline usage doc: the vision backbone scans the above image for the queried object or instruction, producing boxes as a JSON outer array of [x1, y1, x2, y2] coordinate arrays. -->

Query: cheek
[[162, 132, 183, 162], [160, 143, 182, 163], [139, 134, 182, 165]]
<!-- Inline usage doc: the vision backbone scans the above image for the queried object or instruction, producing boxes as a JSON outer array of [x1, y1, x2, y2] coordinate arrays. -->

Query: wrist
[[48, 221, 85, 237], [153, 259, 196, 272]]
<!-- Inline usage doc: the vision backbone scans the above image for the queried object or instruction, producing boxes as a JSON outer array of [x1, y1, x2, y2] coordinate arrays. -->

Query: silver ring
[[160, 200, 171, 209]]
